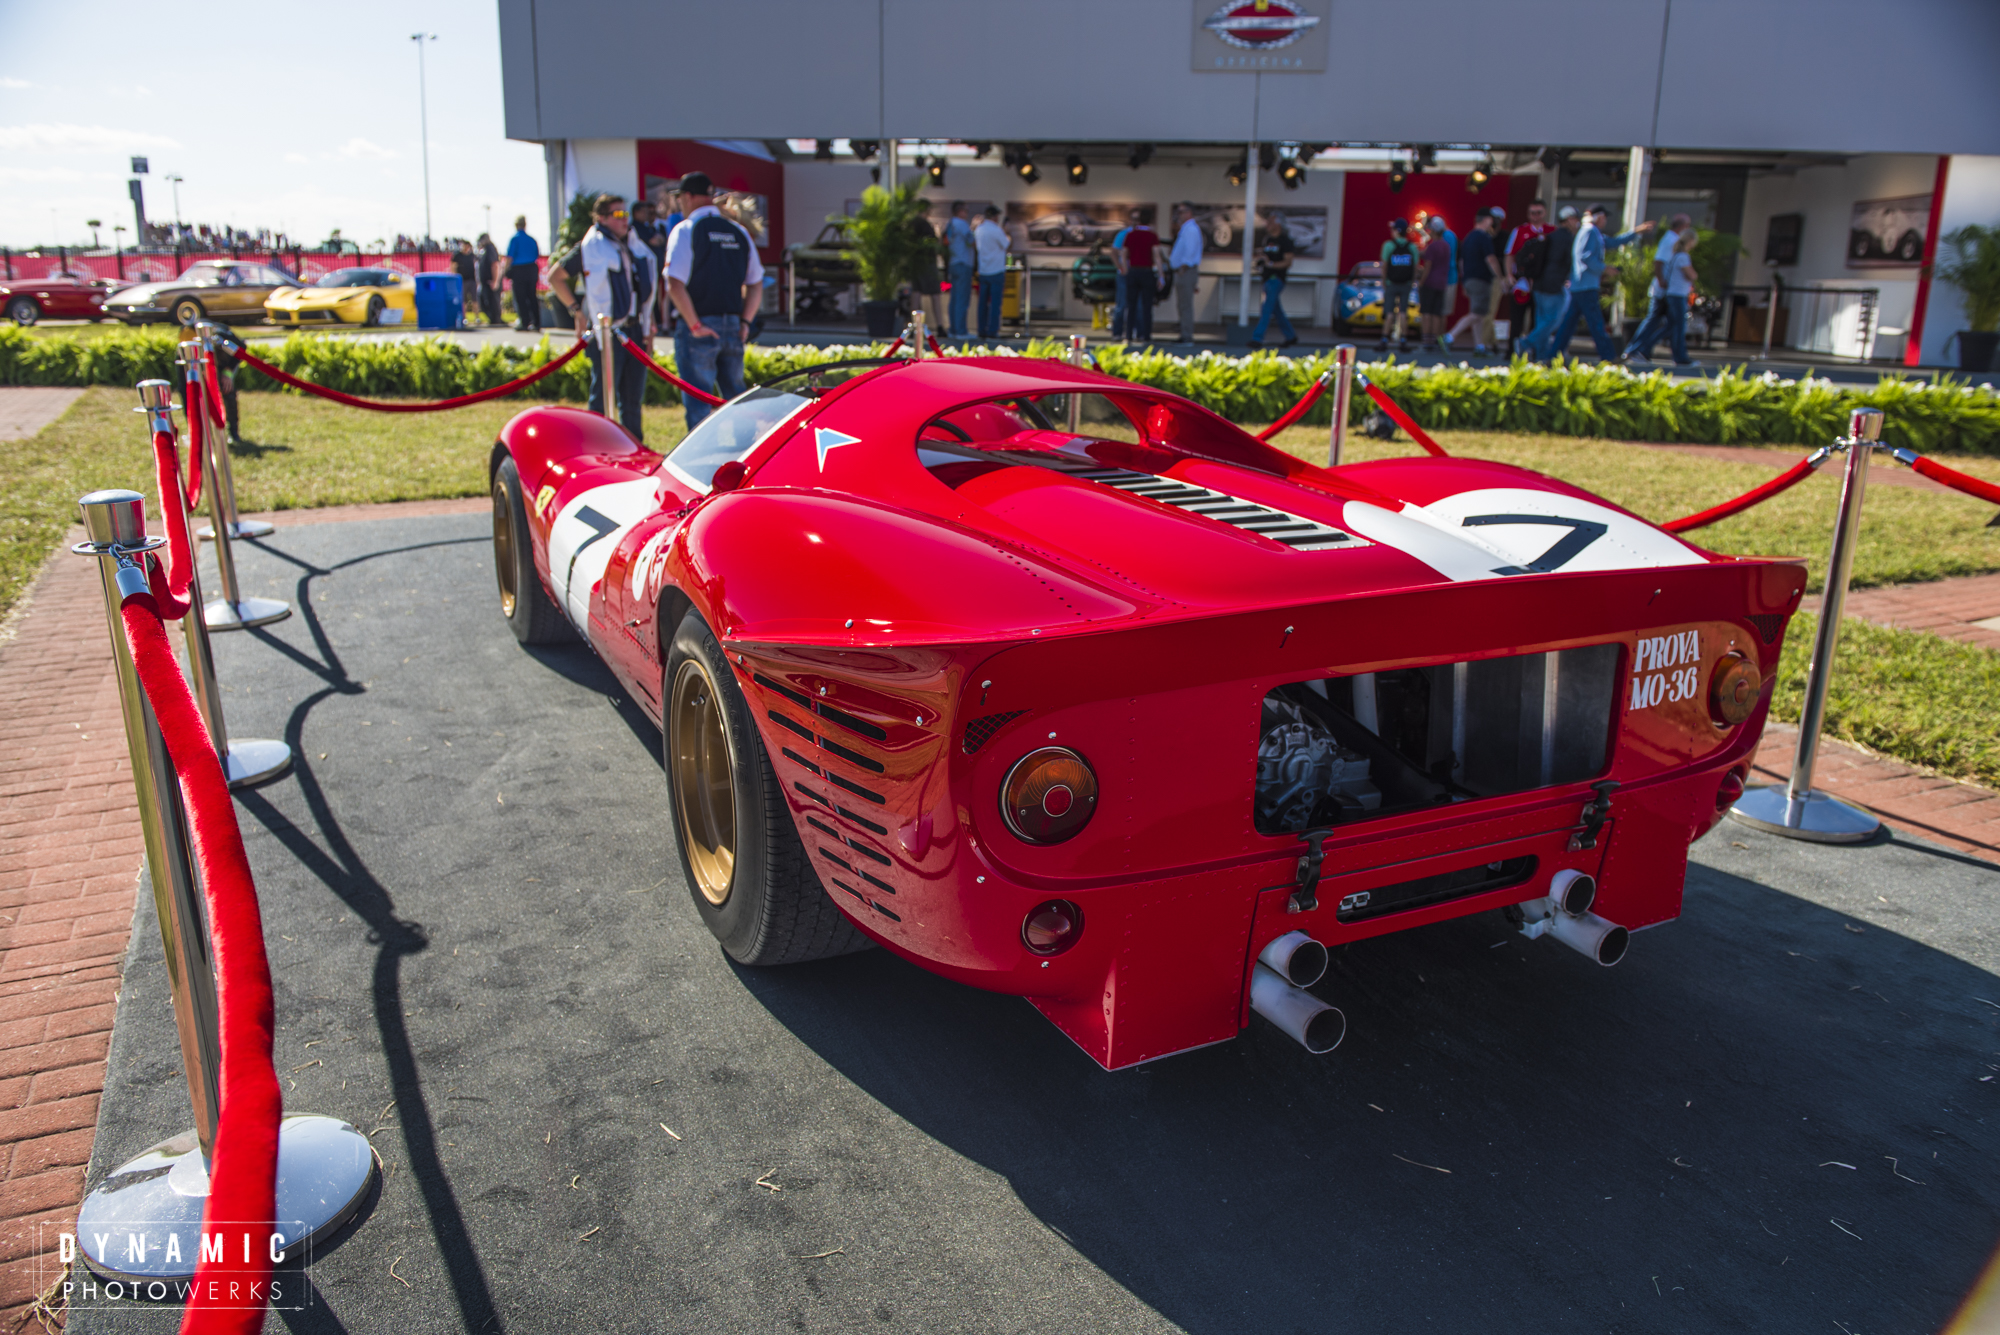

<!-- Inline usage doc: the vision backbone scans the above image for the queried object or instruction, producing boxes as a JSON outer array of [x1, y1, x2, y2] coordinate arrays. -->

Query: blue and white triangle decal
[[815, 428, 862, 471]]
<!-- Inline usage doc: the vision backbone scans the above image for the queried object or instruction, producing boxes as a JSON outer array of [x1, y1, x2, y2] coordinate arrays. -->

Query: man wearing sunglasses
[[564, 193, 655, 439], [664, 171, 764, 430]]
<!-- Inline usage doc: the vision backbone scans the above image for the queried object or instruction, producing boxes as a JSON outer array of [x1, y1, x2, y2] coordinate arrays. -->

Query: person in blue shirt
[[944, 201, 974, 339], [1534, 205, 1652, 362], [505, 216, 542, 331]]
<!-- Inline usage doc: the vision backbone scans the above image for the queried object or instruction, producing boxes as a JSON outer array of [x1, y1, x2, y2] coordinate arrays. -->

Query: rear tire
[[172, 298, 205, 326], [7, 297, 38, 326], [491, 455, 573, 645], [666, 610, 872, 966], [363, 295, 385, 327]]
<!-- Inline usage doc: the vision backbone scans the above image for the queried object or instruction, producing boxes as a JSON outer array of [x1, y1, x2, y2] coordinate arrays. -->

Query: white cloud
[[336, 138, 397, 161], [283, 152, 308, 164], [0, 122, 179, 152], [0, 78, 34, 89]]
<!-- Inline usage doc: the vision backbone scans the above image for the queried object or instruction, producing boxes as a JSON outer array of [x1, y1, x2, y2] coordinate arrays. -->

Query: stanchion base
[[1727, 784, 1881, 844], [197, 521, 277, 541], [76, 1114, 378, 1282], [225, 738, 292, 789], [204, 596, 291, 632]]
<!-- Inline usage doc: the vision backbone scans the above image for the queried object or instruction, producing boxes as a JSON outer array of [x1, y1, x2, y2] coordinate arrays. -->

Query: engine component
[[1256, 697, 1379, 832]]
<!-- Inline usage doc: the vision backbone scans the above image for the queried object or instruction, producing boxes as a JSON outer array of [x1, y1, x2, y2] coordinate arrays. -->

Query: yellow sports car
[[264, 267, 417, 327]]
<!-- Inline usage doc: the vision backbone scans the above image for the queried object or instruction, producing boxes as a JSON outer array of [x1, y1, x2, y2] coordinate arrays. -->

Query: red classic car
[[488, 355, 1805, 1069], [2, 271, 122, 325]]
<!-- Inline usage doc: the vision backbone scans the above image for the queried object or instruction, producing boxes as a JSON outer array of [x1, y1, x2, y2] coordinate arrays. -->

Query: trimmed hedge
[[4, 327, 1995, 453]]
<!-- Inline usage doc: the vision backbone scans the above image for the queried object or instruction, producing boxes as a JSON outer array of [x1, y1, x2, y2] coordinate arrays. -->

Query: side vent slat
[[827, 771, 886, 805], [1059, 468, 1363, 553]]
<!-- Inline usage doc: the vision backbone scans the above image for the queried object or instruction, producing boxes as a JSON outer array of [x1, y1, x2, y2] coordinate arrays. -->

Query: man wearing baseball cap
[[664, 170, 765, 430]]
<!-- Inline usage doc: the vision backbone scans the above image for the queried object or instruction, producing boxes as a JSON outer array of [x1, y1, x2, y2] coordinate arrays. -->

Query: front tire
[[363, 295, 384, 327], [491, 455, 573, 645], [666, 611, 871, 966], [172, 298, 205, 326]]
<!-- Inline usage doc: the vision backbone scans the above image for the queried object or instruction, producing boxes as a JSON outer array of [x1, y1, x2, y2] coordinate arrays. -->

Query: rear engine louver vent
[[963, 710, 1028, 755], [1745, 614, 1784, 645], [1046, 463, 1359, 552]]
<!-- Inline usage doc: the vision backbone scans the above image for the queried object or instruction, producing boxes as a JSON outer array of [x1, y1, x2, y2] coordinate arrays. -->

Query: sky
[[0, 0, 549, 249]]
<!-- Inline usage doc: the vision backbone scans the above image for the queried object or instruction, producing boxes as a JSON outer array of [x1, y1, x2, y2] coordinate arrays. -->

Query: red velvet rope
[[1254, 375, 1329, 442], [1660, 452, 1827, 534], [231, 338, 585, 412], [882, 338, 904, 358], [927, 333, 945, 356], [612, 330, 727, 406], [1358, 379, 1450, 458], [181, 386, 206, 513], [1909, 454, 2000, 507], [146, 428, 197, 620], [117, 593, 281, 1335], [202, 359, 229, 431]]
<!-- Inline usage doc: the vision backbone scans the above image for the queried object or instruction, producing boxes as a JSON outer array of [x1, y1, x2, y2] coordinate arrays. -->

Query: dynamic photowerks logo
[[1201, 0, 1321, 50], [40, 1223, 313, 1316]]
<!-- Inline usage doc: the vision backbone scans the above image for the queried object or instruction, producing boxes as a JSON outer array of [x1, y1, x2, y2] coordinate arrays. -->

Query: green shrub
[[4, 328, 1996, 453]]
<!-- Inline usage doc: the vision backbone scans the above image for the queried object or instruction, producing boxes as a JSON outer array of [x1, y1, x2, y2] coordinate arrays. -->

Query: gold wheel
[[492, 476, 518, 617], [671, 659, 737, 906]]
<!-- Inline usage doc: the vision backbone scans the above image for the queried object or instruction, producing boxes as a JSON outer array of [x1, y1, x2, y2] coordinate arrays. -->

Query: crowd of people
[[1376, 202, 1700, 366]]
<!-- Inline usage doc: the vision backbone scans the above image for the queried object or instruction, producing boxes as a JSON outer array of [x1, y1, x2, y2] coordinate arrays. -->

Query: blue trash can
[[413, 273, 463, 330]]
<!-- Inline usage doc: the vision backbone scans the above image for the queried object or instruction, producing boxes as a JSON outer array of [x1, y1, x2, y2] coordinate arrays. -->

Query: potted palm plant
[[1938, 222, 2000, 372], [836, 182, 933, 337]]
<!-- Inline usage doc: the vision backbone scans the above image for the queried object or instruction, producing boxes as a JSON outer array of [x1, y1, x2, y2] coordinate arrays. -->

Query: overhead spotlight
[[1065, 153, 1088, 186], [1537, 146, 1562, 169], [1388, 163, 1407, 193], [969, 142, 992, 159], [1415, 144, 1437, 169], [1297, 143, 1329, 161], [1467, 161, 1491, 192], [814, 139, 834, 162], [1258, 143, 1277, 172], [1225, 156, 1248, 188], [1127, 142, 1154, 170], [1278, 156, 1305, 190], [926, 155, 947, 187], [869, 166, 881, 183], [850, 140, 879, 162], [1016, 154, 1040, 184]]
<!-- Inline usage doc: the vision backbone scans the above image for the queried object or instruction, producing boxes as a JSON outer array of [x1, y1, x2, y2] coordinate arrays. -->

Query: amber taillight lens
[[1022, 900, 1083, 955], [1000, 747, 1097, 844], [1709, 655, 1761, 727]]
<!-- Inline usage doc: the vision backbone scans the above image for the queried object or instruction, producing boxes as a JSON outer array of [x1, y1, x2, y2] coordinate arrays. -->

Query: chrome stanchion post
[[140, 381, 293, 789], [193, 320, 273, 540], [72, 491, 375, 1282], [1327, 343, 1356, 467], [1065, 333, 1087, 433], [1729, 408, 1884, 843], [185, 343, 290, 632], [595, 312, 615, 418], [909, 309, 927, 360]]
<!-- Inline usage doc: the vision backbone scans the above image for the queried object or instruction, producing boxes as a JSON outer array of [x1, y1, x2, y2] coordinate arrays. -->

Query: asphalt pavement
[[70, 511, 2000, 1333]]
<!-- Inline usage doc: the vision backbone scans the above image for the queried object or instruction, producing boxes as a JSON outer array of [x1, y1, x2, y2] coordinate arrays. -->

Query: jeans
[[586, 327, 649, 440], [1174, 266, 1197, 341], [1125, 270, 1155, 344], [1112, 271, 1128, 338], [977, 272, 1004, 339], [674, 314, 745, 432], [509, 264, 540, 330], [1252, 277, 1295, 344], [1540, 285, 1617, 361], [1626, 294, 1691, 364], [948, 262, 974, 338], [1522, 290, 1570, 357]]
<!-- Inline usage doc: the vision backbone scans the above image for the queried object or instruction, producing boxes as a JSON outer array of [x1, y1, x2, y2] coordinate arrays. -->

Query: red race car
[[1, 270, 121, 325], [489, 355, 1804, 1069]]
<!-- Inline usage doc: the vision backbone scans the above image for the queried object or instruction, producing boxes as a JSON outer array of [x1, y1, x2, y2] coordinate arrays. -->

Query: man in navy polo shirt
[[665, 171, 765, 430], [505, 215, 541, 331]]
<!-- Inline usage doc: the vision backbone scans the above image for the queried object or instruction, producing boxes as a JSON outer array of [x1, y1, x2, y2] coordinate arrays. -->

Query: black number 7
[[1461, 513, 1608, 575]]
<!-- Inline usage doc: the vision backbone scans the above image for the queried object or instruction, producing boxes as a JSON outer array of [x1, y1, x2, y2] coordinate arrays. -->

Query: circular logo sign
[[1202, 0, 1321, 50]]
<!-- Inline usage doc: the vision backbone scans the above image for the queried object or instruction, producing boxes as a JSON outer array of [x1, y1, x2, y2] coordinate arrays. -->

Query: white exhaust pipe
[[1257, 930, 1329, 987], [1516, 896, 1628, 967], [1548, 869, 1596, 917], [1250, 963, 1346, 1053]]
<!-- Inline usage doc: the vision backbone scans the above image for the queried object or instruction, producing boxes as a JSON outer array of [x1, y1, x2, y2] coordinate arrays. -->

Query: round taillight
[[1709, 655, 1761, 727], [1715, 766, 1747, 813], [1001, 747, 1097, 844], [1022, 899, 1083, 956]]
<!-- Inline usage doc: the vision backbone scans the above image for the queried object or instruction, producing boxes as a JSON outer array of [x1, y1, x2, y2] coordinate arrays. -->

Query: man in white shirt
[[665, 171, 764, 429], [1168, 203, 1204, 343], [972, 205, 1010, 341], [560, 193, 655, 440]]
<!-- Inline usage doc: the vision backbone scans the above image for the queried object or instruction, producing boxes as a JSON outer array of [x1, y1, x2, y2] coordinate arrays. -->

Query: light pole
[[87, 219, 102, 249], [411, 33, 436, 245], [166, 174, 184, 226]]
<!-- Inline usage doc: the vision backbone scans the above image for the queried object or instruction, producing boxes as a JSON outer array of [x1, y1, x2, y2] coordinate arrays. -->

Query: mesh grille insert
[[1745, 613, 1784, 645], [963, 710, 1028, 755], [1044, 462, 1364, 553]]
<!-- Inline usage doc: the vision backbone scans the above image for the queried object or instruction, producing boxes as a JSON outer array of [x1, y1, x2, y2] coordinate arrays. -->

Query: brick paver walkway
[[1806, 572, 2000, 652], [1751, 723, 2000, 862], [0, 390, 84, 444]]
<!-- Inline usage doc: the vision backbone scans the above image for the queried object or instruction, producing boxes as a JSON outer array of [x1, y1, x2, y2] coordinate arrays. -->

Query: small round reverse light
[[1709, 654, 1761, 727], [1022, 899, 1084, 956], [1001, 747, 1097, 844]]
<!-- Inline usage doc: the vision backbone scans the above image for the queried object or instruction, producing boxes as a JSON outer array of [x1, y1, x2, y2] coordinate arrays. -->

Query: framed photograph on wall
[[1847, 195, 1929, 268], [1186, 205, 1327, 258], [1003, 203, 1157, 253]]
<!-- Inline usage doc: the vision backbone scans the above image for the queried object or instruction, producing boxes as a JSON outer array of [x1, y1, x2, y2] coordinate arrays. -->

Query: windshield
[[180, 262, 231, 284], [664, 385, 811, 490], [314, 268, 385, 288]]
